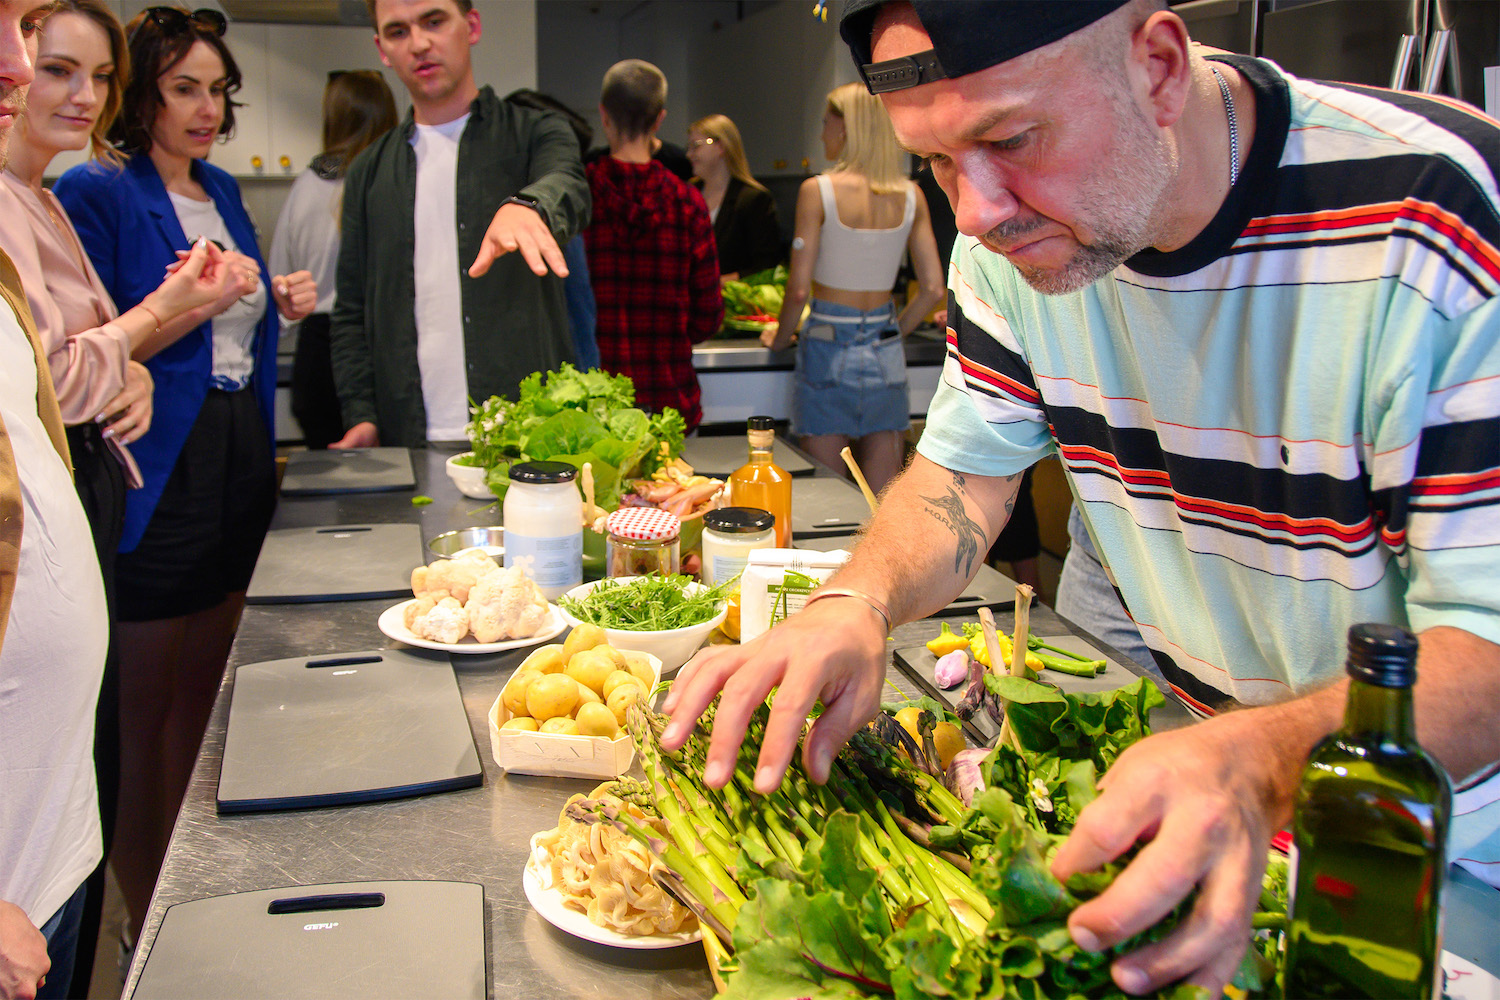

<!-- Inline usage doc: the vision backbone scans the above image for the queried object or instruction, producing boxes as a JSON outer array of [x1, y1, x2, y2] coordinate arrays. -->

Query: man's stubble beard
[[997, 89, 1175, 297], [0, 85, 24, 171]]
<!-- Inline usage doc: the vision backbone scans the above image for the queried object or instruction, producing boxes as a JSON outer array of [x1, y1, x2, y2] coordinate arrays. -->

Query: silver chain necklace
[[1211, 65, 1239, 188]]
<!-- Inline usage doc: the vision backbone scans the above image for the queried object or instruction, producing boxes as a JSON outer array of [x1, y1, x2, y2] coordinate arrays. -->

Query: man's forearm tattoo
[[919, 477, 986, 577]]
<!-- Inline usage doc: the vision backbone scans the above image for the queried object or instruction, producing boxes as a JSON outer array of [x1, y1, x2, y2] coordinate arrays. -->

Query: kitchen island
[[122, 446, 1500, 998]]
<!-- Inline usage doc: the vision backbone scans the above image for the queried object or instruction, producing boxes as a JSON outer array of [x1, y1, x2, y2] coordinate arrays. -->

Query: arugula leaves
[[557, 574, 734, 630]]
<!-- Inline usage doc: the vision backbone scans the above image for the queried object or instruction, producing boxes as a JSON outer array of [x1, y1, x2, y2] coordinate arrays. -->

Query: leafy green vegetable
[[721, 264, 788, 331], [462, 364, 684, 508], [410, 495, 433, 506], [558, 574, 733, 630]]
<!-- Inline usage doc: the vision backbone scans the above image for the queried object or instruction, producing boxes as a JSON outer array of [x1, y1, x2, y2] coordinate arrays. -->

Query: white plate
[[523, 833, 701, 949], [378, 600, 566, 654]]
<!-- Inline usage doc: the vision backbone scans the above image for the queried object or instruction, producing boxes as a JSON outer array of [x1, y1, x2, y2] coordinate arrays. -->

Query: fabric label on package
[[505, 532, 582, 590]]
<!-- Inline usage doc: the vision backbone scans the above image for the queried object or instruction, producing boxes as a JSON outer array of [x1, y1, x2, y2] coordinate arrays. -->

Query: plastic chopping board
[[218, 648, 481, 812], [790, 476, 872, 536], [893, 623, 1193, 746], [279, 447, 416, 496], [246, 523, 420, 604], [680, 435, 813, 478], [131, 881, 485, 999]]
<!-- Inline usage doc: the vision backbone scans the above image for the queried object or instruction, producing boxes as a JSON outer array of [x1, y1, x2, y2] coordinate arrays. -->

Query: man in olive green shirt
[[331, 0, 590, 448]]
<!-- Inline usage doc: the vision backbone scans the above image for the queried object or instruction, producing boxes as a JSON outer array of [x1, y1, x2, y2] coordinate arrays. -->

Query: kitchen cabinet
[[217, 24, 401, 179]]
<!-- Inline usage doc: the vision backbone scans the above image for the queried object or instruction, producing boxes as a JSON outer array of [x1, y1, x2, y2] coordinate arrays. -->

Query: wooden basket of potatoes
[[487, 623, 661, 779]]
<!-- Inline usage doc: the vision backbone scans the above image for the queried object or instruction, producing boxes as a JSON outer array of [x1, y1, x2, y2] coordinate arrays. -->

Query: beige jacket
[[0, 247, 71, 661]]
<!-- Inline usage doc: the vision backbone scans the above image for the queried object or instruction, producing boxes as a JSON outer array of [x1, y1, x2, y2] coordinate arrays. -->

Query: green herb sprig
[[559, 574, 734, 631]]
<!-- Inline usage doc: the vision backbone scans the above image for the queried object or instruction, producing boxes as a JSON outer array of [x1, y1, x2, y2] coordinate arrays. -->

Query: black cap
[[508, 461, 577, 484], [747, 415, 775, 430], [841, 1, 1130, 94], [705, 507, 776, 534], [1345, 623, 1419, 688]]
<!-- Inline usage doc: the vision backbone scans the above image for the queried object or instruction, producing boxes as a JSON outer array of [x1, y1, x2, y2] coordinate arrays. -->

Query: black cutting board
[[280, 447, 416, 496], [218, 648, 481, 812], [246, 523, 420, 604], [131, 880, 485, 1000], [680, 435, 814, 478], [892, 619, 1192, 747], [790, 476, 871, 536]]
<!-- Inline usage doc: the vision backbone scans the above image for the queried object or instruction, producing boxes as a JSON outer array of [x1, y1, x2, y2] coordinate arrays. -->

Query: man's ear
[[466, 7, 482, 45], [649, 107, 667, 137], [1132, 10, 1192, 128]]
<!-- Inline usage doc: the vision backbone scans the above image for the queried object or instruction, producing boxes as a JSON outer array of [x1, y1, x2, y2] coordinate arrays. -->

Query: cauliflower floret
[[467, 565, 549, 643], [403, 595, 437, 630], [412, 596, 470, 644], [410, 549, 498, 604]]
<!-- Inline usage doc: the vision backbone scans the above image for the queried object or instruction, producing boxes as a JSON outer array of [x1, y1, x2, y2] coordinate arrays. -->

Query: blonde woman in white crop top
[[762, 83, 943, 494]]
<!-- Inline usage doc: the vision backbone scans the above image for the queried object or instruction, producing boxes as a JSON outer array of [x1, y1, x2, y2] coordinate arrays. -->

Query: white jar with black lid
[[701, 507, 776, 587], [503, 461, 582, 598]]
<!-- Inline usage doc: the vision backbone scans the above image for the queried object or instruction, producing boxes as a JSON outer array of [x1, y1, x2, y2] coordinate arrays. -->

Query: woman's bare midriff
[[810, 281, 897, 312]]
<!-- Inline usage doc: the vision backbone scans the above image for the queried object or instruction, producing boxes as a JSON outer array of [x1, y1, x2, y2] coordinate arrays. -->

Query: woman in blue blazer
[[53, 6, 316, 938]]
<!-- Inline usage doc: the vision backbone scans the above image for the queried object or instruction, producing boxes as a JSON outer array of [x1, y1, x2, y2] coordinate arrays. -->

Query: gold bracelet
[[138, 303, 163, 334], [804, 586, 892, 635]]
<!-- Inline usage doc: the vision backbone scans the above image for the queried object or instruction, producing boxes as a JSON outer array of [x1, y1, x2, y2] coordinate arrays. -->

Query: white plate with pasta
[[523, 832, 701, 949]]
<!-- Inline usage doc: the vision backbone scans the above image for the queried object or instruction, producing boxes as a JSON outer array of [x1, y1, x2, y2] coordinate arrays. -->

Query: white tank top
[[810, 173, 916, 292]]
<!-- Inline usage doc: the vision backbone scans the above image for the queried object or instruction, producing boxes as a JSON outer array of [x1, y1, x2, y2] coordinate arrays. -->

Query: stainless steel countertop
[[126, 446, 1499, 997], [691, 330, 946, 371]]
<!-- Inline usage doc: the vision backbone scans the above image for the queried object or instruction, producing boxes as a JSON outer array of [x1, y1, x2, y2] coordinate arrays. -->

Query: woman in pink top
[[0, 0, 240, 976]]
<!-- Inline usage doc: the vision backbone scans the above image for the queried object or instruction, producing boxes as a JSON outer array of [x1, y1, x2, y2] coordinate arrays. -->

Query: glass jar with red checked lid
[[604, 507, 681, 578]]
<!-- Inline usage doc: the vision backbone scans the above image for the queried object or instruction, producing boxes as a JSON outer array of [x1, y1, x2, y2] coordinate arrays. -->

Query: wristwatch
[[502, 194, 548, 228]]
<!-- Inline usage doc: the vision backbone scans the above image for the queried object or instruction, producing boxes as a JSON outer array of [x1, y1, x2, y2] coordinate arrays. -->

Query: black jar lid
[[704, 507, 775, 534], [509, 461, 576, 484], [747, 415, 775, 430], [1345, 623, 1419, 688]]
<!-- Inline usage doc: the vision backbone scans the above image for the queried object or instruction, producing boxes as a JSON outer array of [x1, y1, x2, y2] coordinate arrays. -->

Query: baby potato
[[503, 670, 539, 717], [540, 717, 579, 735], [565, 648, 616, 697], [526, 673, 580, 722], [622, 651, 655, 688], [574, 679, 602, 707], [602, 669, 643, 701], [525, 644, 568, 675], [574, 702, 619, 738], [597, 643, 627, 669], [606, 682, 644, 727], [501, 716, 538, 732], [562, 623, 608, 660]]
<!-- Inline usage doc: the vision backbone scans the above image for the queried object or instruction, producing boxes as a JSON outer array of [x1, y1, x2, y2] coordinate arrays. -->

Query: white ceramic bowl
[[445, 452, 494, 499], [558, 577, 727, 674]]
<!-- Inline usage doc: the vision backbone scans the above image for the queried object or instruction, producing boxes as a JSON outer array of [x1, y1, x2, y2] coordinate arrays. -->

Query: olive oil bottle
[[728, 416, 791, 548], [1283, 623, 1451, 999]]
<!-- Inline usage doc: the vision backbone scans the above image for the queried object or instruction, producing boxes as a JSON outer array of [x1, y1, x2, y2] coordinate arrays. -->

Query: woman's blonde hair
[[825, 82, 905, 194], [689, 113, 766, 194]]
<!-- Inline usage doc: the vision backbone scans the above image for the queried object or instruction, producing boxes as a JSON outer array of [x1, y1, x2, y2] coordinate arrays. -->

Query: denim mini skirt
[[793, 298, 910, 437]]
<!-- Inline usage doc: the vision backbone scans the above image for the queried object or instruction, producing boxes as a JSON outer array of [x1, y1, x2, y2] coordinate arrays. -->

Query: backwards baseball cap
[[841, 1, 1130, 94]]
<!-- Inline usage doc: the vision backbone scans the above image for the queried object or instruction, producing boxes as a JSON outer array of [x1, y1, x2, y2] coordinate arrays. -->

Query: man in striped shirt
[[665, 0, 1500, 994]]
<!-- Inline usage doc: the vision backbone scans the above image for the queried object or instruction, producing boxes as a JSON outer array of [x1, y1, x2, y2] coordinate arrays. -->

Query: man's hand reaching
[[467, 201, 568, 278]]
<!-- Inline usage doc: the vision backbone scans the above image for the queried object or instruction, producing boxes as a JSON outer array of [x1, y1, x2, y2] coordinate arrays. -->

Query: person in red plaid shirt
[[585, 60, 722, 431]]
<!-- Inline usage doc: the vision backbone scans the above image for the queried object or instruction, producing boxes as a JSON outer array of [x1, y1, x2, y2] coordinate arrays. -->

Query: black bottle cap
[[704, 507, 775, 533], [747, 415, 775, 430], [508, 461, 577, 484], [1345, 623, 1419, 688]]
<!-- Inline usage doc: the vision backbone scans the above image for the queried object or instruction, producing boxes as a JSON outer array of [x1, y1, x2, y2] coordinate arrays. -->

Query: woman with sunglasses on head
[[268, 69, 397, 448], [0, 3, 241, 990], [686, 114, 783, 281], [52, 4, 317, 941]]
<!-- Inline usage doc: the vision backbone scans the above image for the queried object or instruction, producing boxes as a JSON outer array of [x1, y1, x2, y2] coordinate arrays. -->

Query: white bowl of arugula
[[557, 575, 730, 674]]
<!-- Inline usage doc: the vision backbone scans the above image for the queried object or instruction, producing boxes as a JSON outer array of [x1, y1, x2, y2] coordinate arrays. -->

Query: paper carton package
[[738, 548, 850, 642]]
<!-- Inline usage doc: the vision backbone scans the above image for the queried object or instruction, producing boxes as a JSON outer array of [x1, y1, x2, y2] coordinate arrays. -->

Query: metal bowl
[[426, 526, 505, 562]]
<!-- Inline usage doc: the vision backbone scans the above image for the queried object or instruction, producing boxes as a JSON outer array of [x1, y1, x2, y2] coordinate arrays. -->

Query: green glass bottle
[[1283, 623, 1452, 999]]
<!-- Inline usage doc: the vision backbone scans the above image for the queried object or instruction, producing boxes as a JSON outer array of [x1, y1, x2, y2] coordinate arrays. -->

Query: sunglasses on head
[[132, 7, 228, 41]]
